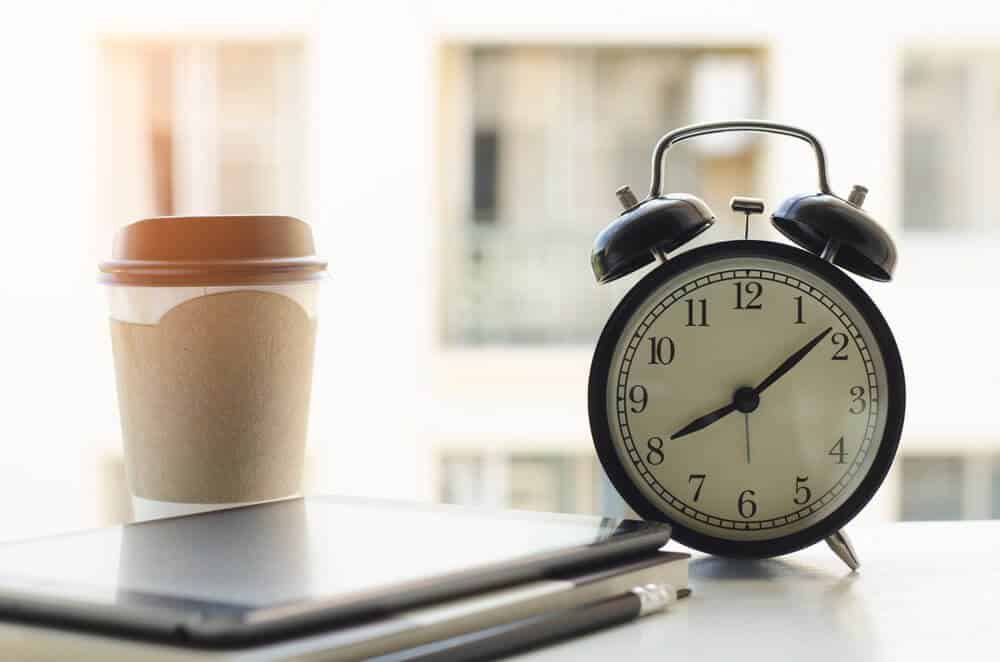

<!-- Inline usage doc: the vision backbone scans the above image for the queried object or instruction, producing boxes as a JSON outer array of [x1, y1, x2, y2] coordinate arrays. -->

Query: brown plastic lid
[[99, 215, 327, 286]]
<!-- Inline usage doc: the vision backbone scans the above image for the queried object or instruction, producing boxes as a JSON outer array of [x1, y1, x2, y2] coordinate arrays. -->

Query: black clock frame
[[588, 239, 906, 559]]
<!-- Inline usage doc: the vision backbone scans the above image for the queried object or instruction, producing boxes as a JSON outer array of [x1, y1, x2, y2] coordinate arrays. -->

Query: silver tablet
[[0, 496, 670, 647]]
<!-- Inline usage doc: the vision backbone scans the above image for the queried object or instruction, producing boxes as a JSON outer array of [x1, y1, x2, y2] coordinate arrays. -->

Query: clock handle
[[648, 120, 832, 197], [825, 528, 861, 572]]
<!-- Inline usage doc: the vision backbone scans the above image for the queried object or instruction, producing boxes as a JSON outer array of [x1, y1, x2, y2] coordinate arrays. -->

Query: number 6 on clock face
[[588, 241, 905, 559]]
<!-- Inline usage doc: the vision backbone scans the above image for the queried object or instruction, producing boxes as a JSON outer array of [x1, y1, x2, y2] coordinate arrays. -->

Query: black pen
[[371, 583, 689, 662]]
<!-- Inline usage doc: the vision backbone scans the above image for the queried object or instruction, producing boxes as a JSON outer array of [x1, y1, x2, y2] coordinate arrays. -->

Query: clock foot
[[825, 529, 860, 571]]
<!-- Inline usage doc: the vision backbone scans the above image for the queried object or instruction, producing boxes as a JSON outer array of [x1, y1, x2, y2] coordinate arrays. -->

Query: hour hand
[[670, 401, 737, 440]]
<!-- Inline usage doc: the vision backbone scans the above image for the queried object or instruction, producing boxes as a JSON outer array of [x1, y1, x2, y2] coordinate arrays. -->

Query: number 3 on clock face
[[588, 241, 905, 558]]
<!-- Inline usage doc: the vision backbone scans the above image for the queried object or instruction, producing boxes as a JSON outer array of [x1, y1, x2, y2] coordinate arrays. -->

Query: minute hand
[[754, 326, 833, 395]]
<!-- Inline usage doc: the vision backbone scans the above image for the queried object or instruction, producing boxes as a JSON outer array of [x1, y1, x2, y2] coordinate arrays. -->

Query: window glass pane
[[900, 456, 964, 521], [439, 452, 599, 514], [440, 455, 485, 506], [216, 42, 304, 215], [443, 47, 764, 345], [991, 459, 1000, 519], [508, 455, 573, 513], [901, 52, 993, 232], [472, 129, 500, 223], [103, 40, 305, 231]]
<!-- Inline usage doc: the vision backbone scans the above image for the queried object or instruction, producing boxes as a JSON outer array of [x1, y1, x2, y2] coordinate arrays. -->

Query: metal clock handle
[[648, 120, 833, 197]]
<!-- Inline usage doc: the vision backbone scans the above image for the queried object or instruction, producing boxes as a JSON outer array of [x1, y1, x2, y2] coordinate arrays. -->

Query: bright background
[[0, 0, 995, 540]]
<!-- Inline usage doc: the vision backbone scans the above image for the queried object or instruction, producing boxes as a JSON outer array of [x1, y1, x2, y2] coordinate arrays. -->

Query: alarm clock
[[588, 120, 905, 570]]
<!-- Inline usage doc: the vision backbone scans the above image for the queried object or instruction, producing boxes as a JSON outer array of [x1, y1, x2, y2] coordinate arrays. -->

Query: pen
[[371, 583, 689, 662]]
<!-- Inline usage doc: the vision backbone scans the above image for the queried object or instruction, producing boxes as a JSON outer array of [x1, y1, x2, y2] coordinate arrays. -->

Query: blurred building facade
[[4, 1, 1000, 539]]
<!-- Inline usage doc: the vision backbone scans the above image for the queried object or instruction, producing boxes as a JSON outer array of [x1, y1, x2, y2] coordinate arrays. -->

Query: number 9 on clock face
[[588, 241, 905, 558]]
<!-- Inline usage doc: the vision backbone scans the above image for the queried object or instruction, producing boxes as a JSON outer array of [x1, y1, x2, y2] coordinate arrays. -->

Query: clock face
[[589, 241, 905, 557]]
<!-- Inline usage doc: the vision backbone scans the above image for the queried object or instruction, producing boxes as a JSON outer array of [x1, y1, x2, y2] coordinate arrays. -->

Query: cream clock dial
[[589, 241, 905, 559]]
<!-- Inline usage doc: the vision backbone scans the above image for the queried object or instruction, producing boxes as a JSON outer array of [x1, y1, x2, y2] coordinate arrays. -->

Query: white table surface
[[2, 521, 997, 661]]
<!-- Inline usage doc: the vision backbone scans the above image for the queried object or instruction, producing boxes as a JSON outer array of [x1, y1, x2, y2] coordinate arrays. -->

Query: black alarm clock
[[588, 120, 905, 570]]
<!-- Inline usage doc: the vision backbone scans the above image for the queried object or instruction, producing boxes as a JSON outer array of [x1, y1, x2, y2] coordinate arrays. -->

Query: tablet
[[0, 496, 670, 647]]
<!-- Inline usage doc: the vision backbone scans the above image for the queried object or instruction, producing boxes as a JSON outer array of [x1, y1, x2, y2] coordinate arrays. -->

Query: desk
[[2, 521, 997, 660], [517, 520, 999, 661]]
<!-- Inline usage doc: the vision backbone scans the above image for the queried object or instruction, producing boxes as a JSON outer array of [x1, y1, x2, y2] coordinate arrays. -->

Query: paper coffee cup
[[99, 216, 327, 520]]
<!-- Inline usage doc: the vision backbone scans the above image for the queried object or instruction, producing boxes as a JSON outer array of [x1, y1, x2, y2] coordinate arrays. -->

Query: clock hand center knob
[[733, 386, 760, 414]]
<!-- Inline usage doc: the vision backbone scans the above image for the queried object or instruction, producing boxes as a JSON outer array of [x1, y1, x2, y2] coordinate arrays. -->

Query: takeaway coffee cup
[[99, 216, 327, 520]]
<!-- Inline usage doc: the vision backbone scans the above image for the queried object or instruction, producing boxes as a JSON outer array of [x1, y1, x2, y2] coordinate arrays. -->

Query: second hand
[[744, 413, 750, 464]]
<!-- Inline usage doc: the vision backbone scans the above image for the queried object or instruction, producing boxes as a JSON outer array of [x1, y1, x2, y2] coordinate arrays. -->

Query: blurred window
[[900, 456, 964, 520], [439, 451, 600, 515], [100, 40, 305, 240], [441, 455, 486, 506], [902, 52, 1000, 232], [993, 460, 1000, 518], [509, 455, 580, 513], [440, 47, 764, 345], [472, 129, 500, 223]]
